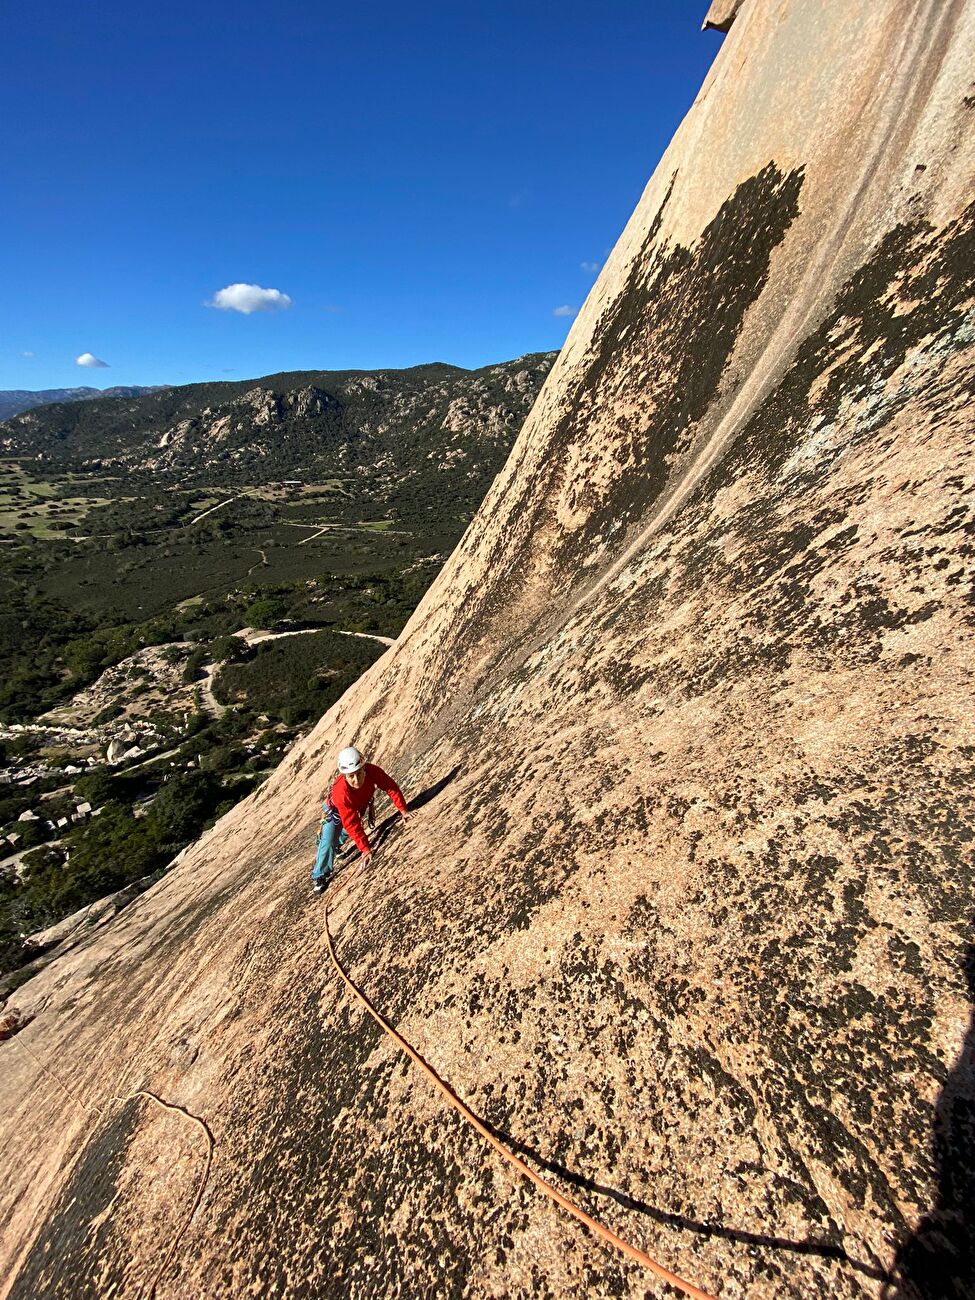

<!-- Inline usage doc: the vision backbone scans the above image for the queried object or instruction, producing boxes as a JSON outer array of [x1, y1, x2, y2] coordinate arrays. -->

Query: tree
[[14, 820, 54, 852], [209, 636, 250, 664], [201, 743, 248, 774], [92, 702, 124, 726], [74, 770, 121, 807], [62, 637, 106, 679], [147, 772, 221, 843], [38, 809, 163, 916], [182, 648, 207, 684], [242, 598, 287, 630]]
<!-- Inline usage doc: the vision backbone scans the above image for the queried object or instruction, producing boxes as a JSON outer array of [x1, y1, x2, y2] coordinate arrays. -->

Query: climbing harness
[[323, 866, 718, 1300]]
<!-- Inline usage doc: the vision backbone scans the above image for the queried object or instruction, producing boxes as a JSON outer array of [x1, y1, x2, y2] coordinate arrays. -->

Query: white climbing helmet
[[337, 746, 365, 775]]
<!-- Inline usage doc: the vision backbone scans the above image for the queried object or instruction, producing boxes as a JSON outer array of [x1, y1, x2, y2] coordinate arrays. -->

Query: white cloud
[[22, 350, 35, 358], [580, 261, 600, 274], [76, 352, 109, 368], [552, 304, 576, 318], [206, 282, 293, 314]]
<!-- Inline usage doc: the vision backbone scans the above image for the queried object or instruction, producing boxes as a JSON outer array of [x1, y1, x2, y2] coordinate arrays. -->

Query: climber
[[312, 745, 410, 893]]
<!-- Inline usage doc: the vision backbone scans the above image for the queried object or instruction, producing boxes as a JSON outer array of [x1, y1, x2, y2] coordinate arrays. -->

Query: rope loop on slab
[[324, 864, 717, 1300], [11, 1036, 213, 1300]]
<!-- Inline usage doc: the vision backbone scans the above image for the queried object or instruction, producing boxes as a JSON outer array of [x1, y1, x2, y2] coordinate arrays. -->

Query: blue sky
[[1, 2, 721, 390]]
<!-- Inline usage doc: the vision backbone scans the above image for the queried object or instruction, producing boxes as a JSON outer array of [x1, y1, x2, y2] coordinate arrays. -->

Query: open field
[[0, 453, 453, 728], [0, 462, 370, 543], [0, 460, 444, 617], [0, 462, 114, 538]]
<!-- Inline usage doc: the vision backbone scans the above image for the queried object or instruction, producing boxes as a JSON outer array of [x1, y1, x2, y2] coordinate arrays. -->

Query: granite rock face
[[2, 2, 974, 1297]]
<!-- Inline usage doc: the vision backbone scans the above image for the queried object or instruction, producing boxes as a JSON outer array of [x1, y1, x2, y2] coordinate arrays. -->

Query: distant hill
[[0, 385, 166, 422], [0, 357, 557, 496]]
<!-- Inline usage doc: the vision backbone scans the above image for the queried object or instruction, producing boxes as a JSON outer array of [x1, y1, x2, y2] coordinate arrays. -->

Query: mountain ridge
[[0, 386, 165, 423], [0, 354, 557, 487]]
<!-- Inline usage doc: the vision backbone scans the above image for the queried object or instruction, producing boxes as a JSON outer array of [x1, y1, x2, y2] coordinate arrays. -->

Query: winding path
[[186, 490, 257, 528], [235, 627, 396, 649], [198, 664, 227, 718], [198, 628, 395, 717], [335, 630, 396, 649]]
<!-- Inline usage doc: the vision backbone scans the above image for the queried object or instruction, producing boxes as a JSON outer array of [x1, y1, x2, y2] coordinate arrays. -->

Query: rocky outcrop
[[290, 386, 333, 418], [0, 356, 556, 483], [2, 3, 974, 1298], [0, 1009, 32, 1042], [701, 0, 747, 33], [39, 644, 190, 731]]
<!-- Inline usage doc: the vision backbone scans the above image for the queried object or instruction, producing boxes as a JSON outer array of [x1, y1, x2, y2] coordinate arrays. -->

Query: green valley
[[0, 353, 553, 980]]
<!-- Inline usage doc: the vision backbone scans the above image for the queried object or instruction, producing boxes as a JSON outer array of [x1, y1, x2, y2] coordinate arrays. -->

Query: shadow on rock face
[[407, 766, 462, 813], [478, 1117, 891, 1288], [887, 931, 975, 1300], [7, 1094, 209, 1300]]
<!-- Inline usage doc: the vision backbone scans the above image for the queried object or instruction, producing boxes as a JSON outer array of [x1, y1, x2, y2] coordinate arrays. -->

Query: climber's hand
[[400, 813, 412, 826], [361, 850, 374, 868]]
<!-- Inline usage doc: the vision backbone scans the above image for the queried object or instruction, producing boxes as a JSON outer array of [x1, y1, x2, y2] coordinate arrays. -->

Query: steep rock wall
[[2, 2, 974, 1297]]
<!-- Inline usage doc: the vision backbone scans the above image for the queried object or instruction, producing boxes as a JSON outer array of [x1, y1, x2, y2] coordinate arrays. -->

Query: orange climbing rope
[[323, 875, 718, 1300]]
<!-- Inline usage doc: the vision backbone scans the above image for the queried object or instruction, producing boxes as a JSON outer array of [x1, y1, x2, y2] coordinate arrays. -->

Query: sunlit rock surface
[[2, 1, 973, 1296]]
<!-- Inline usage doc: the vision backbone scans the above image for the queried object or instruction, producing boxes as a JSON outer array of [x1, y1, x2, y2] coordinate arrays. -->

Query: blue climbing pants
[[313, 819, 348, 883]]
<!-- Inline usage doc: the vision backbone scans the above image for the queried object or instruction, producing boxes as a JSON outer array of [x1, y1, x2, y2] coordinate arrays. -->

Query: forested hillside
[[0, 356, 554, 486], [0, 353, 553, 977]]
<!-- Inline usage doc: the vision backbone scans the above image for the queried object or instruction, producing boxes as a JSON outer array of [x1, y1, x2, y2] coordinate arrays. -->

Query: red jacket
[[326, 763, 407, 854]]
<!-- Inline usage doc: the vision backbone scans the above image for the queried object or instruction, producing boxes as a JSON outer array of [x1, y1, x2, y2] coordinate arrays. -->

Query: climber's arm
[[371, 765, 409, 818]]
